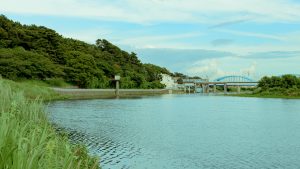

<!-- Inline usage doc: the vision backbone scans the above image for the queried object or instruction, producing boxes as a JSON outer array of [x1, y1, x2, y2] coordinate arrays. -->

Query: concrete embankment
[[52, 88, 183, 99]]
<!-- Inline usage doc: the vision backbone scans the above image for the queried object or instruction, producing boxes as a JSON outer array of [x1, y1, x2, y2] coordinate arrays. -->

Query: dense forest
[[0, 15, 171, 88]]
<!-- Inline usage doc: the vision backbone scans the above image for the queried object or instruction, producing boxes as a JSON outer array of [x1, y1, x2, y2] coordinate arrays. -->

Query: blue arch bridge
[[182, 75, 258, 94]]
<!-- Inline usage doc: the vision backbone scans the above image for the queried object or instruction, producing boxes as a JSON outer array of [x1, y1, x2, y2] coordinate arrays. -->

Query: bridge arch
[[213, 75, 255, 82]]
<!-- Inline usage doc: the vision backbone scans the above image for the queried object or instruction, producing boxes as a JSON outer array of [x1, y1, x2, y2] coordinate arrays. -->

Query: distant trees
[[254, 75, 300, 97], [172, 72, 188, 78], [258, 75, 300, 89], [0, 15, 171, 89]]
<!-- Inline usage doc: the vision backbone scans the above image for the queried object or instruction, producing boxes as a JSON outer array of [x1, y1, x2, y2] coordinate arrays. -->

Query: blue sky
[[1, 0, 300, 80]]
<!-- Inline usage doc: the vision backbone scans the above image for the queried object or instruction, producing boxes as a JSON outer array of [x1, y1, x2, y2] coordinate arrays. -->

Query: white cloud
[[61, 28, 113, 43], [216, 29, 286, 41], [241, 62, 257, 76], [2, 0, 299, 55], [186, 58, 229, 79], [185, 54, 300, 80], [116, 32, 203, 48], [186, 57, 259, 79], [198, 30, 300, 55], [0, 0, 196, 24], [1, 0, 300, 24]]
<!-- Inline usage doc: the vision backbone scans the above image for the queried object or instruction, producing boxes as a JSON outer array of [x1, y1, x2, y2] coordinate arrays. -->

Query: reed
[[0, 79, 100, 169]]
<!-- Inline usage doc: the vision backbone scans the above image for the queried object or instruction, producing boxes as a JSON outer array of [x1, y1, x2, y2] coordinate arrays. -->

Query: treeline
[[258, 75, 300, 89], [0, 15, 170, 88], [253, 75, 300, 98]]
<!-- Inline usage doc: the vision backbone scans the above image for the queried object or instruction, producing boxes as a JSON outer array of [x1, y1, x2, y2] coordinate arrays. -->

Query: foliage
[[0, 47, 64, 80], [172, 72, 188, 78], [237, 75, 300, 98], [258, 75, 300, 89], [0, 15, 171, 89], [0, 79, 100, 169]]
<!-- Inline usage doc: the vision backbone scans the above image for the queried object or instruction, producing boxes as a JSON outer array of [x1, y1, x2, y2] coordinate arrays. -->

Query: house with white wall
[[160, 74, 178, 89]]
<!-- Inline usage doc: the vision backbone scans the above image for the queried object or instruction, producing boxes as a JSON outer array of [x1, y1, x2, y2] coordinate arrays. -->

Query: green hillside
[[0, 15, 170, 88]]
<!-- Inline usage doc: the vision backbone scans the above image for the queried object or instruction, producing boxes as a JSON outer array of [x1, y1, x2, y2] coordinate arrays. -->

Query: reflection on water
[[48, 94, 300, 169]]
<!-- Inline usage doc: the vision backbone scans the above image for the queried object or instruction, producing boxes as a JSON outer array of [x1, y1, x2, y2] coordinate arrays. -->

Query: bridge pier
[[184, 77, 257, 94], [213, 84, 217, 93], [206, 84, 209, 93], [203, 84, 209, 93]]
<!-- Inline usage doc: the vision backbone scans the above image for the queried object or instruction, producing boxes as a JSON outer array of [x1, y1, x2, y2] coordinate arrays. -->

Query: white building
[[160, 74, 178, 89]]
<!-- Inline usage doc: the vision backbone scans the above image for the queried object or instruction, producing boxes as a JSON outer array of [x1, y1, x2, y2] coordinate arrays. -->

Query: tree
[[258, 75, 300, 89], [0, 15, 176, 89]]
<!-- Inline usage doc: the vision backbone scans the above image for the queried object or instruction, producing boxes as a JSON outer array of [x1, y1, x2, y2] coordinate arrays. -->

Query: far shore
[[52, 87, 300, 100], [228, 93, 300, 99], [52, 88, 185, 99]]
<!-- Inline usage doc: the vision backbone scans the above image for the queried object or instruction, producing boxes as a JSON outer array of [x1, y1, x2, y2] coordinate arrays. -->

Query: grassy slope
[[3, 79, 63, 100], [0, 78, 100, 169]]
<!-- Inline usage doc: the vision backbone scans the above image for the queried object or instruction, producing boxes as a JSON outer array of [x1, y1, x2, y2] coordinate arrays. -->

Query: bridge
[[214, 75, 255, 83], [212, 75, 258, 86], [183, 75, 258, 94]]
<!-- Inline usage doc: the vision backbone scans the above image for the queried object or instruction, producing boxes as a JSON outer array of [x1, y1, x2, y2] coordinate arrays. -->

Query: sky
[[1, 0, 300, 80]]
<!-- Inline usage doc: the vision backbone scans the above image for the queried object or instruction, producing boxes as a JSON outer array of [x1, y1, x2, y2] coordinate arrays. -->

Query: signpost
[[114, 75, 120, 96]]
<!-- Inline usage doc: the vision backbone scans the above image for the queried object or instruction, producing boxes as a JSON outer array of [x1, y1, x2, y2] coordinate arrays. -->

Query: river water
[[48, 94, 300, 169]]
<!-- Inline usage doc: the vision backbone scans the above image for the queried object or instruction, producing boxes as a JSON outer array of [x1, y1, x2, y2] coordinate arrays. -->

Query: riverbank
[[0, 79, 100, 169], [229, 88, 300, 99], [231, 93, 300, 99], [52, 88, 184, 99]]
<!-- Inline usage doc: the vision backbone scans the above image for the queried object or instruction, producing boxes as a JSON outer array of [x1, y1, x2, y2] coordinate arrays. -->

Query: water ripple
[[49, 95, 300, 169]]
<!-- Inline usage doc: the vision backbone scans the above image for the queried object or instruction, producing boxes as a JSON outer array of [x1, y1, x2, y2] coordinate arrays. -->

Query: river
[[48, 94, 300, 169]]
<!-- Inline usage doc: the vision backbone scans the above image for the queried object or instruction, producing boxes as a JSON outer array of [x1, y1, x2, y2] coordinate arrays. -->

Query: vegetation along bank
[[235, 74, 300, 99], [0, 78, 100, 169]]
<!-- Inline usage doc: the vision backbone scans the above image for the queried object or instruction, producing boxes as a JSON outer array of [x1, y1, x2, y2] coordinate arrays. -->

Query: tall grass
[[2, 79, 64, 100], [0, 79, 100, 169], [44, 78, 72, 88]]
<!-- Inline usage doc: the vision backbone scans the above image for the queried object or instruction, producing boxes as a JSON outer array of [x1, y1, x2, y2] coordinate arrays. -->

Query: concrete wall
[[52, 88, 172, 99]]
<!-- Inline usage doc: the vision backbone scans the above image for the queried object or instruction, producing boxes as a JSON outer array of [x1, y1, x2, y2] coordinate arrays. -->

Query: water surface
[[48, 94, 300, 169]]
